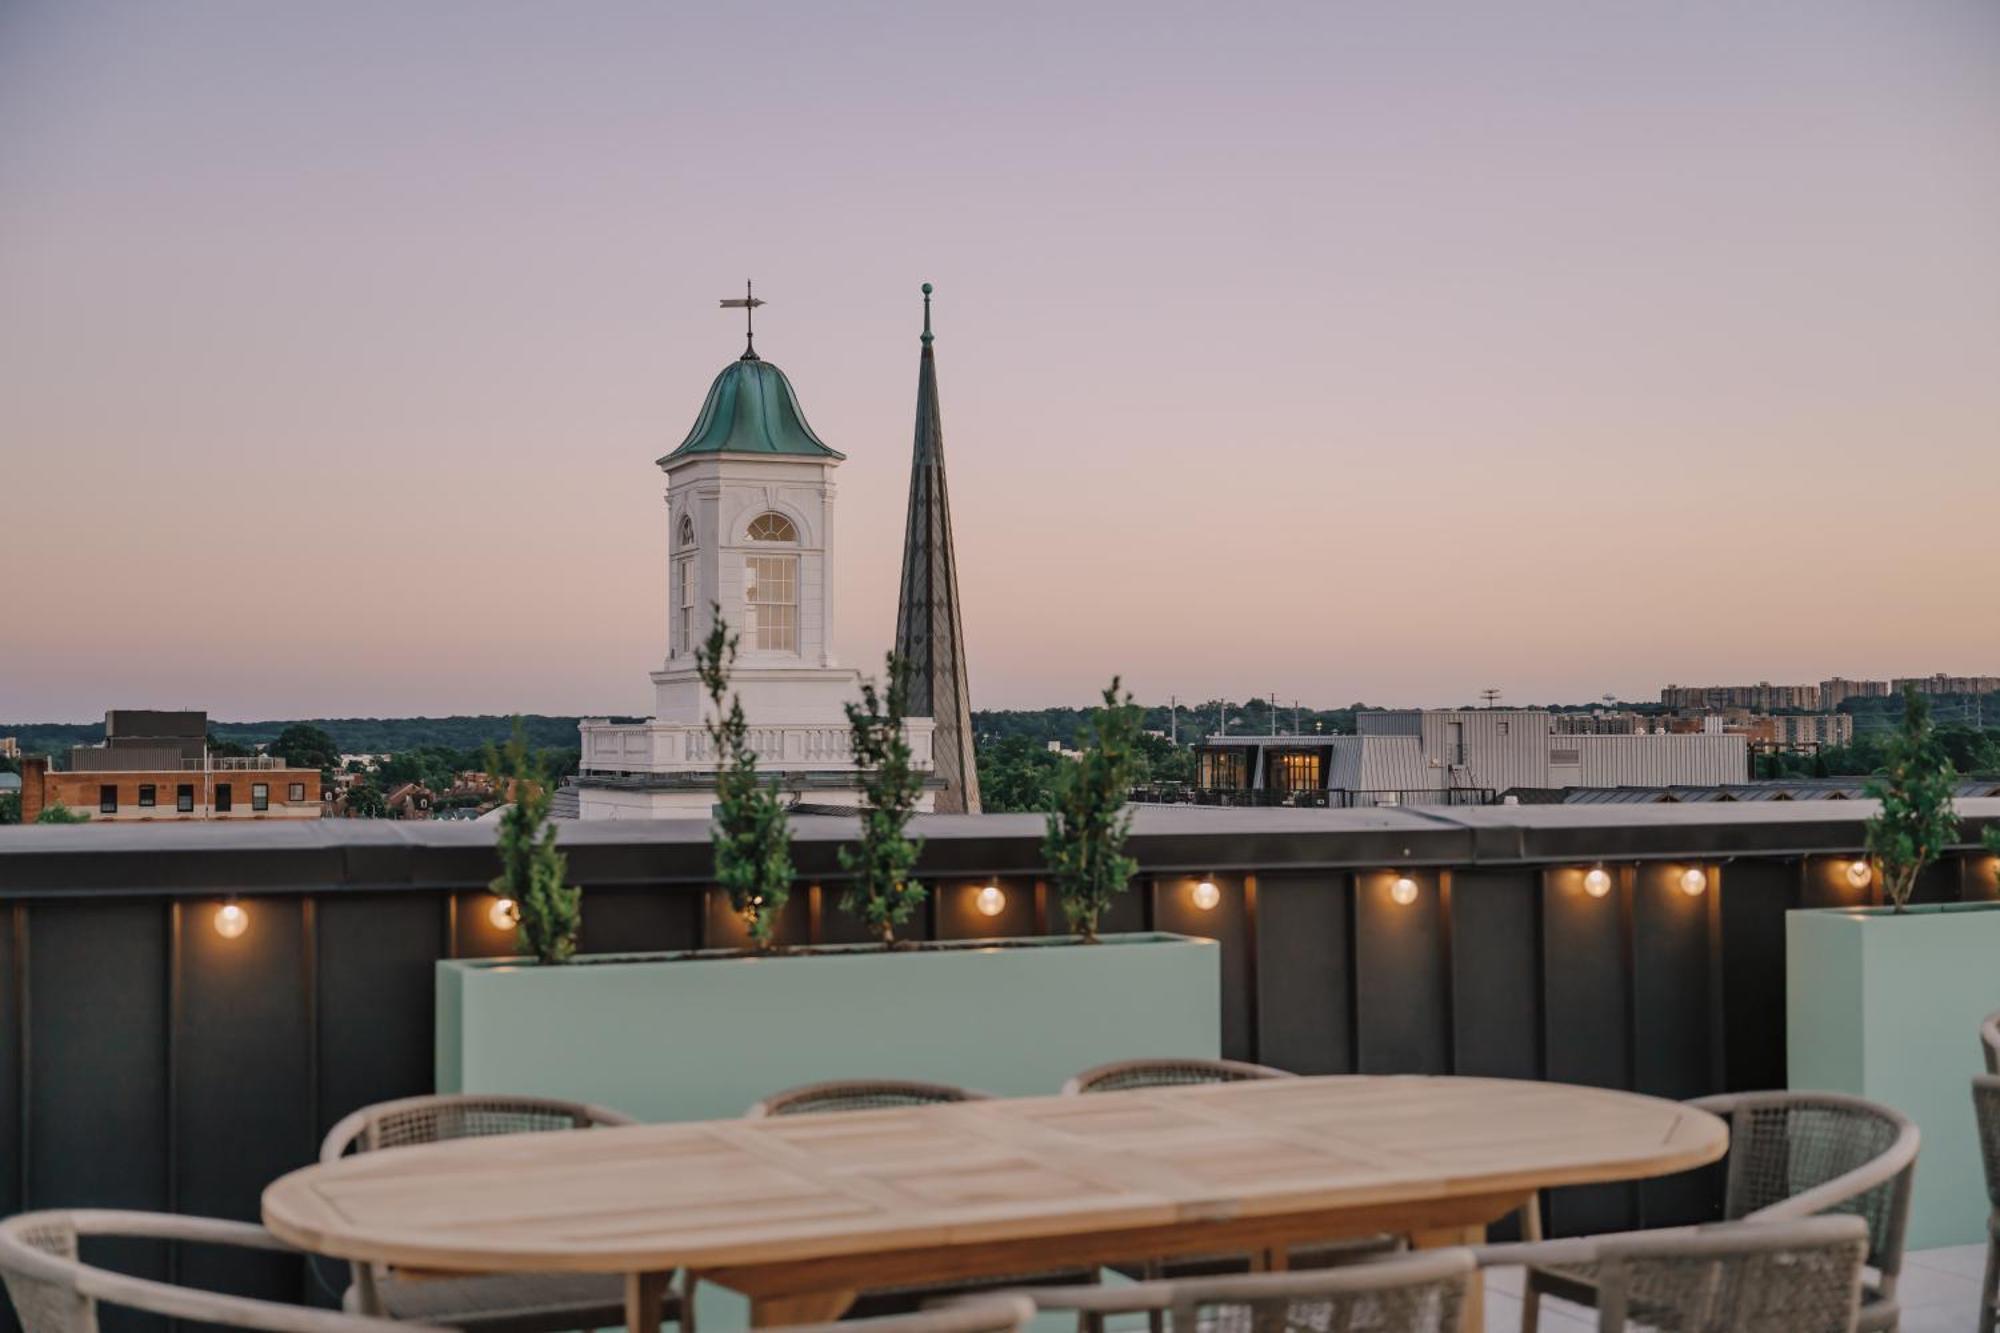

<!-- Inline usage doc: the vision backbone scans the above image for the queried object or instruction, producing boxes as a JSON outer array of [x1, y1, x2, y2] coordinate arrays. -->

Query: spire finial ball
[[922, 282, 932, 294]]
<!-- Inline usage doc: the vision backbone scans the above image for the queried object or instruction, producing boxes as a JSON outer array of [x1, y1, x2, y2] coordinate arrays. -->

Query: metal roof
[[657, 356, 844, 464]]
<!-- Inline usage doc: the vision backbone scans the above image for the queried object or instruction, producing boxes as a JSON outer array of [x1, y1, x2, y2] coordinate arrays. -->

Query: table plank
[[264, 1076, 1725, 1278]]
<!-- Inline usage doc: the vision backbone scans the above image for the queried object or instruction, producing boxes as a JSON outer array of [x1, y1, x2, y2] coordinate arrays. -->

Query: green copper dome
[[657, 356, 844, 465]]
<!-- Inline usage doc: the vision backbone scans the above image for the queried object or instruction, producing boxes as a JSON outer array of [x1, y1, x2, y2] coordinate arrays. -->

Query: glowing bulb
[[1390, 876, 1419, 906], [1844, 860, 1872, 890], [1583, 867, 1613, 899], [1192, 878, 1221, 911], [488, 897, 519, 930], [975, 884, 1005, 917], [213, 903, 248, 939], [1679, 867, 1708, 897]]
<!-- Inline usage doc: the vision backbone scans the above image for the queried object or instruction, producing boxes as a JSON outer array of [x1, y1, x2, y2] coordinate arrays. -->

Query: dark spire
[[894, 282, 980, 813]]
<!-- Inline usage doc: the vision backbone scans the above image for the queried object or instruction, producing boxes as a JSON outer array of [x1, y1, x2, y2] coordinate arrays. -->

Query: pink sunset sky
[[2, 2, 1996, 720]]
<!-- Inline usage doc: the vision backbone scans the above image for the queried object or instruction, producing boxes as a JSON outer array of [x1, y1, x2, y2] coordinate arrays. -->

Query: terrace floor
[[1482, 1244, 1991, 1333]]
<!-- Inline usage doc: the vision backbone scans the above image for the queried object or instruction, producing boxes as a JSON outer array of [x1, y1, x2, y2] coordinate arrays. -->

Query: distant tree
[[206, 732, 253, 759], [343, 780, 388, 819], [35, 801, 90, 825], [488, 723, 579, 965], [1044, 679, 1143, 942], [976, 735, 1065, 812], [0, 754, 18, 777], [838, 654, 926, 946], [1865, 687, 1959, 913], [0, 792, 18, 825], [697, 609, 793, 950], [270, 723, 340, 775]]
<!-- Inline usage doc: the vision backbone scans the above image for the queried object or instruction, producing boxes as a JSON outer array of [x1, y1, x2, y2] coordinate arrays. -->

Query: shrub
[[488, 723, 579, 963], [839, 654, 927, 945], [1044, 678, 1143, 942], [696, 609, 793, 950], [1865, 685, 1959, 913]]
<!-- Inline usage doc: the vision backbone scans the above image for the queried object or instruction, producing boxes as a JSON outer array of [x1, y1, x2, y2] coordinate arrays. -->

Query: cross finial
[[920, 281, 933, 347], [719, 279, 765, 360]]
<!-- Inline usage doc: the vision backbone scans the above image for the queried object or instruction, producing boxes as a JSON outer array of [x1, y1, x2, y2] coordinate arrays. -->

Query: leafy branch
[[696, 607, 793, 949], [839, 653, 927, 945]]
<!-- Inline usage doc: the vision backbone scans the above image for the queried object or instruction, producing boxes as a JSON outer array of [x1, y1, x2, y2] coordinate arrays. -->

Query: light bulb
[[1679, 867, 1708, 897], [1844, 860, 1872, 890], [488, 897, 518, 930], [213, 903, 248, 939], [1583, 867, 1613, 899], [975, 884, 1005, 917], [1192, 878, 1221, 911], [1390, 876, 1419, 906]]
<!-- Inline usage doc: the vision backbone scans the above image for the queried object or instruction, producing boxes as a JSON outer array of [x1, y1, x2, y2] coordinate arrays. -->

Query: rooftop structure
[[16, 709, 321, 822], [894, 284, 980, 813]]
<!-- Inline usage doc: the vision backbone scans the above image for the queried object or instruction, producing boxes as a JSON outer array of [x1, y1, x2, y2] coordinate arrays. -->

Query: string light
[[1583, 866, 1613, 899], [1192, 878, 1221, 911], [975, 884, 1005, 917], [1679, 867, 1709, 897], [1390, 875, 1419, 906], [488, 897, 519, 930], [213, 902, 249, 939]]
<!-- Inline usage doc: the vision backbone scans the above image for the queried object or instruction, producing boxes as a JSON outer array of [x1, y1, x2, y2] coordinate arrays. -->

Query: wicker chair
[[1523, 1090, 1918, 1333], [745, 1079, 992, 1117], [0, 1209, 433, 1333], [986, 1248, 1475, 1333], [1061, 1058, 1299, 1095], [319, 1092, 678, 1333], [1482, 1215, 1868, 1332], [1982, 1009, 2000, 1076], [786, 1296, 1036, 1333], [1976, 1074, 2000, 1333]]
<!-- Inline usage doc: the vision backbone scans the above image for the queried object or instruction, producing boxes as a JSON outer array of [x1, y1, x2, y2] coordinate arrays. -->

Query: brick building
[[17, 710, 323, 822]]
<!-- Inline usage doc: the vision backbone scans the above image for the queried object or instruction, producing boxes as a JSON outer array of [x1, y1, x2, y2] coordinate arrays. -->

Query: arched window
[[678, 515, 696, 548], [747, 512, 797, 542]]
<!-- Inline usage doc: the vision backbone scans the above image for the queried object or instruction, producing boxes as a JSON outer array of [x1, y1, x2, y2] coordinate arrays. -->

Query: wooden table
[[263, 1076, 1726, 1330]]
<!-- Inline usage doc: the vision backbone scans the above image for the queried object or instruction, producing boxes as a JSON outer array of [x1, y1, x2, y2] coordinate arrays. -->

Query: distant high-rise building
[[1660, 682, 1820, 711], [894, 284, 981, 813], [1891, 674, 2000, 697], [1819, 677, 1892, 708]]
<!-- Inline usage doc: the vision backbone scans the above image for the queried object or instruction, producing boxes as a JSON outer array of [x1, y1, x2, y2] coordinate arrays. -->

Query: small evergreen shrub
[[487, 724, 580, 963], [839, 653, 926, 945], [696, 609, 793, 950], [1044, 678, 1143, 942], [1865, 685, 1960, 913]]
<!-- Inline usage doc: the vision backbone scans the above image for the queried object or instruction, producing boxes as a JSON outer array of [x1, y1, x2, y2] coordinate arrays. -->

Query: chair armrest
[[930, 1285, 1176, 1315]]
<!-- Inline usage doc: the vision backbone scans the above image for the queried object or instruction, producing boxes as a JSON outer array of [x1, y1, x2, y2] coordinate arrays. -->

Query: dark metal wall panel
[[0, 908, 19, 1219], [1540, 869, 1635, 1236], [703, 889, 811, 950], [316, 893, 444, 1137], [1253, 872, 1352, 1075], [1448, 869, 1540, 1080], [1630, 865, 1717, 1226], [1353, 871, 1449, 1075], [172, 898, 313, 1301], [1152, 876, 1252, 1062], [1717, 860, 1794, 1093], [25, 901, 172, 1327], [937, 879, 1033, 942], [578, 885, 702, 955]]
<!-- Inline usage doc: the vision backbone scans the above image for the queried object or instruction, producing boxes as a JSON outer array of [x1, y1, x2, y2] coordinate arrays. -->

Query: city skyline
[[4, 2, 1997, 718]]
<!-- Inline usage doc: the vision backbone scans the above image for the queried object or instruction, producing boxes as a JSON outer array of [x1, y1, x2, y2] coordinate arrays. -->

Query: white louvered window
[[674, 556, 695, 655], [745, 555, 797, 652]]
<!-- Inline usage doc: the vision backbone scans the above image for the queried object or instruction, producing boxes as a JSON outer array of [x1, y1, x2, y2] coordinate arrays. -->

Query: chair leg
[[681, 1273, 699, 1333], [1981, 1235, 1999, 1333], [1521, 1275, 1542, 1333], [1145, 1257, 1164, 1333], [1519, 1191, 1543, 1243]]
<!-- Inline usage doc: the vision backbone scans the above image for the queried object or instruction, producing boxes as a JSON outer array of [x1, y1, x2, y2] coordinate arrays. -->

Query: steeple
[[894, 283, 980, 813]]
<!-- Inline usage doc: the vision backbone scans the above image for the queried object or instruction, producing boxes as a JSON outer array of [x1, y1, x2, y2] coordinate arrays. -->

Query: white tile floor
[[1481, 1243, 1992, 1332]]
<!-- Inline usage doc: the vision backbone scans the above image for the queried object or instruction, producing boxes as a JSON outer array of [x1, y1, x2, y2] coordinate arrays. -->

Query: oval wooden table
[[264, 1075, 1727, 1331]]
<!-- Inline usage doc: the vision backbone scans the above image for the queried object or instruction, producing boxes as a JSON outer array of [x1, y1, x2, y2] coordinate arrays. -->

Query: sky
[[2, 2, 1997, 720]]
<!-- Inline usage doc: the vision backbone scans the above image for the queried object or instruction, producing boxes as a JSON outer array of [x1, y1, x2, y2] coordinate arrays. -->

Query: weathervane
[[720, 280, 764, 360]]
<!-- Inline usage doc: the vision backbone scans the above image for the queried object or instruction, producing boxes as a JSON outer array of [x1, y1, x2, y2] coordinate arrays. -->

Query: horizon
[[4, 3, 1997, 719]]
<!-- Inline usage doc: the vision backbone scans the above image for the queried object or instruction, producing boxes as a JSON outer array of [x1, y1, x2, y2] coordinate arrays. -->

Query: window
[[252, 783, 270, 812], [747, 511, 797, 542], [215, 783, 233, 813], [1198, 750, 1248, 790], [177, 784, 194, 813], [288, 782, 306, 802], [744, 555, 797, 651], [139, 784, 157, 808], [1269, 751, 1323, 794], [99, 784, 118, 814], [674, 556, 695, 656], [678, 514, 696, 548]]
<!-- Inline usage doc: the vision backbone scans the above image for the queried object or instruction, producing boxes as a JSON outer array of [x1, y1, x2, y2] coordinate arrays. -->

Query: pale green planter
[[1787, 902, 2000, 1249], [437, 932, 1221, 1123]]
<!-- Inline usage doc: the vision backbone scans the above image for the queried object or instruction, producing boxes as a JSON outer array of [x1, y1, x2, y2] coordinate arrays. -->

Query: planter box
[[438, 932, 1221, 1123], [1787, 903, 2000, 1249]]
